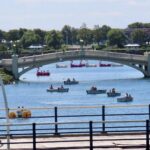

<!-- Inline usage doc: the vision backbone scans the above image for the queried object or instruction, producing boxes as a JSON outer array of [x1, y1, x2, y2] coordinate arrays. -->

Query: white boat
[[111, 63, 123, 67], [117, 96, 133, 102], [85, 63, 97, 67], [56, 64, 68, 68]]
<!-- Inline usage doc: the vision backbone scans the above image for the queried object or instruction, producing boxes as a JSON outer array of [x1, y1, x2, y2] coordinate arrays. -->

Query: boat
[[111, 63, 123, 67], [107, 92, 121, 97], [70, 61, 85, 68], [107, 88, 121, 97], [99, 63, 111, 67], [86, 87, 106, 94], [36, 70, 50, 76], [117, 96, 133, 102], [70, 63, 85, 68], [56, 64, 68, 68], [47, 87, 69, 92], [85, 63, 97, 67], [64, 79, 79, 85]]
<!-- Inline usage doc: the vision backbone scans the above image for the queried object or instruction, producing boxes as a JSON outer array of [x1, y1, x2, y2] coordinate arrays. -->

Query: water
[[0, 60, 150, 126]]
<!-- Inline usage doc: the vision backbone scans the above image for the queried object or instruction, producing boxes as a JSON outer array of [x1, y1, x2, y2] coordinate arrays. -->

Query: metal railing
[[0, 120, 149, 149]]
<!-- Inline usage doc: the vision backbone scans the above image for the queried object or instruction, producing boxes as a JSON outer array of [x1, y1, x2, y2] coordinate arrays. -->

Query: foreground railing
[[0, 104, 150, 134], [0, 120, 150, 149]]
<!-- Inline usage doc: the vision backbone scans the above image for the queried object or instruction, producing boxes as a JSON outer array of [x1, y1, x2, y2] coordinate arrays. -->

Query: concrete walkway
[[0, 133, 147, 150]]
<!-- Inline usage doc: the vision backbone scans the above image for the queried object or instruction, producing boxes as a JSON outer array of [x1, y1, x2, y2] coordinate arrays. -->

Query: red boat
[[70, 61, 85, 68], [71, 63, 85, 68], [36, 70, 50, 76], [99, 63, 111, 67]]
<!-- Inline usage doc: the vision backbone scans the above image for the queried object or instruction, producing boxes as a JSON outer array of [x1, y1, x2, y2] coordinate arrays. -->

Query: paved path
[[0, 133, 147, 150]]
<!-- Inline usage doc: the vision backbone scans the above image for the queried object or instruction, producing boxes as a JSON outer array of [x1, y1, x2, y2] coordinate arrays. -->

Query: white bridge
[[1, 50, 150, 79]]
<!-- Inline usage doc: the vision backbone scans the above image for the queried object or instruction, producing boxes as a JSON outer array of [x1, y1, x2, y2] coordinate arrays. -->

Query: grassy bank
[[0, 69, 14, 84]]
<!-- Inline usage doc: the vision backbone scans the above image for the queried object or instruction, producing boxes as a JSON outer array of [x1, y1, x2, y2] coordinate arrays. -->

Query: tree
[[107, 29, 126, 47], [101, 25, 111, 41], [77, 28, 93, 45], [0, 30, 5, 43], [61, 25, 72, 45], [45, 30, 63, 49], [20, 30, 41, 48], [33, 29, 46, 44], [6, 29, 20, 41], [131, 29, 148, 45]]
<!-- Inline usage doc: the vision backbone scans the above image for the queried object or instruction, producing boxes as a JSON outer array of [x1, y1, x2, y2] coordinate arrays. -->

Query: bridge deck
[[0, 133, 146, 149]]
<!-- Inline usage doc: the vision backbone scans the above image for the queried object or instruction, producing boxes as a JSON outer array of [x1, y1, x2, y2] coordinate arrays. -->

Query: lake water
[[0, 60, 150, 125]]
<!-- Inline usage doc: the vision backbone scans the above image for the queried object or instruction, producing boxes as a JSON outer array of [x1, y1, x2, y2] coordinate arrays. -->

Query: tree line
[[0, 22, 150, 52]]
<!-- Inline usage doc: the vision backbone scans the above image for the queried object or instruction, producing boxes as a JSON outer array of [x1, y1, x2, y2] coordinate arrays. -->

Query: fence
[[0, 104, 150, 149]]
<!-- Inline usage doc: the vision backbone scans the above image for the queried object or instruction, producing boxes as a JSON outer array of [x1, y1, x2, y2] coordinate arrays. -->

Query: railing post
[[54, 107, 59, 135], [102, 105, 106, 133], [32, 123, 36, 150], [148, 104, 150, 120], [146, 120, 149, 150], [89, 121, 93, 150]]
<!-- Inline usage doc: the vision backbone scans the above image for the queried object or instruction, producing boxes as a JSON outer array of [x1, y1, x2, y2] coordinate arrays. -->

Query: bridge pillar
[[12, 54, 19, 79], [145, 53, 150, 77]]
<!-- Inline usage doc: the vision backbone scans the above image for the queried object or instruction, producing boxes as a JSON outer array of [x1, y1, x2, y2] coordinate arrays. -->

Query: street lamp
[[0, 79, 10, 150]]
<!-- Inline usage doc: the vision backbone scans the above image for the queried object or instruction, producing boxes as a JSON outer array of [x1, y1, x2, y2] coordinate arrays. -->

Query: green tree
[[61, 25, 72, 45], [107, 29, 126, 47], [0, 30, 5, 43], [33, 29, 46, 44], [6, 29, 20, 41], [45, 30, 62, 49], [20, 30, 41, 48], [101, 25, 111, 41], [131, 29, 148, 45], [77, 28, 93, 45]]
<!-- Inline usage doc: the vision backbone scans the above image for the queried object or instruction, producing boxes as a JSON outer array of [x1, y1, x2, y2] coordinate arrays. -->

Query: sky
[[0, 0, 150, 31]]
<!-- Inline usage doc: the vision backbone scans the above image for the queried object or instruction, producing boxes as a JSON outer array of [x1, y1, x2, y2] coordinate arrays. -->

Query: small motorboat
[[107, 88, 121, 97], [86, 87, 106, 94], [117, 95, 133, 102], [64, 79, 79, 85], [47, 87, 69, 92], [56, 64, 68, 68], [107, 92, 121, 97]]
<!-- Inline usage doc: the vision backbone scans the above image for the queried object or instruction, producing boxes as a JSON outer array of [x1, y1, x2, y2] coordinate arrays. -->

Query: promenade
[[0, 133, 147, 149]]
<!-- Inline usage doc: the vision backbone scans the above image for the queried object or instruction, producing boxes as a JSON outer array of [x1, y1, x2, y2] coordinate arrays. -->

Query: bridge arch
[[1, 50, 150, 79]]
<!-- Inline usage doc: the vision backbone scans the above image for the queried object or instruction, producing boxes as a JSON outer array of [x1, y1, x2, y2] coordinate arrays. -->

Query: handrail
[[0, 104, 149, 111], [0, 119, 146, 126]]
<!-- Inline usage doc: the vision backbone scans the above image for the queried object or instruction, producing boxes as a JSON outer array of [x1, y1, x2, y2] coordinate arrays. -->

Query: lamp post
[[0, 79, 10, 150]]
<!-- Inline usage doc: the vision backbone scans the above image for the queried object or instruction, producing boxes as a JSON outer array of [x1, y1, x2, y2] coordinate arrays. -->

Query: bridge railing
[[0, 104, 149, 134], [0, 119, 149, 149], [1, 50, 148, 67], [85, 50, 147, 62]]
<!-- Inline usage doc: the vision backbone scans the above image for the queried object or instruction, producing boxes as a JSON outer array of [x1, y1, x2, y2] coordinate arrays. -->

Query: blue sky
[[0, 0, 149, 31]]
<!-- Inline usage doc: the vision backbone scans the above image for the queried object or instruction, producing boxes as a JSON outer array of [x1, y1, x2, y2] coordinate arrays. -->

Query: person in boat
[[91, 86, 97, 91], [128, 94, 132, 98], [73, 78, 76, 81], [60, 85, 64, 89], [126, 93, 129, 97], [50, 84, 53, 89], [67, 78, 71, 82], [112, 88, 116, 93]]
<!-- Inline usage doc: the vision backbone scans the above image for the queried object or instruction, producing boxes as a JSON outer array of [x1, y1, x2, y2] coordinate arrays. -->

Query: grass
[[0, 68, 14, 84]]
